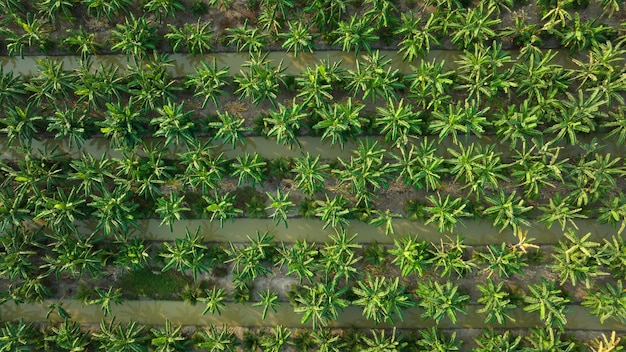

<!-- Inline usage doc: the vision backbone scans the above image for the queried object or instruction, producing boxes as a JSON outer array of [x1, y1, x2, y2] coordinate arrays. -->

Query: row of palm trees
[[5, 317, 619, 352], [0, 0, 622, 58]]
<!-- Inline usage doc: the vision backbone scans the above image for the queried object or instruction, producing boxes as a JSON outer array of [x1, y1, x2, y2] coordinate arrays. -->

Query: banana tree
[[280, 20, 315, 56], [352, 275, 414, 324], [46, 106, 87, 148], [166, 19, 214, 54], [538, 194, 587, 230], [523, 279, 570, 330], [4, 14, 52, 58], [582, 281, 626, 324], [226, 20, 268, 53], [195, 324, 239, 351], [73, 60, 126, 112], [406, 59, 454, 111], [44, 319, 90, 352], [24, 58, 75, 106], [88, 187, 139, 237], [83, 0, 132, 20], [151, 102, 195, 147], [332, 15, 378, 55], [449, 4, 501, 50], [428, 235, 476, 278], [391, 139, 446, 191], [0, 66, 25, 108], [293, 281, 349, 329], [313, 98, 366, 149], [276, 239, 319, 284], [126, 53, 179, 113], [375, 98, 422, 148], [265, 189, 294, 228], [477, 279, 517, 325], [0, 103, 43, 148], [62, 26, 100, 58], [98, 100, 145, 150], [150, 319, 189, 352], [430, 100, 490, 145], [345, 51, 404, 103], [143, 0, 185, 22], [415, 279, 470, 324], [232, 152, 267, 187], [234, 53, 286, 106], [264, 98, 306, 148], [476, 242, 528, 278], [68, 152, 113, 197], [110, 14, 157, 60], [424, 193, 471, 233], [551, 229, 605, 288], [94, 319, 148, 352], [185, 59, 230, 108], [482, 190, 533, 233], [0, 319, 40, 352], [494, 100, 543, 150], [156, 191, 190, 232], [203, 192, 242, 227]]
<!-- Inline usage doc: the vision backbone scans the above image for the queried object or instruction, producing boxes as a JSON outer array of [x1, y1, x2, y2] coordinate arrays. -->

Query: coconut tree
[[226, 20, 268, 53], [415, 279, 470, 324], [160, 227, 211, 281], [4, 14, 52, 58], [0, 319, 40, 352], [83, 0, 132, 20], [166, 20, 214, 54], [332, 15, 378, 55], [280, 20, 315, 56], [345, 51, 404, 103], [477, 279, 517, 325], [264, 98, 306, 148], [94, 319, 148, 352], [149, 319, 188, 352], [185, 59, 229, 108], [313, 98, 366, 149], [524, 279, 570, 330], [155, 191, 190, 232], [110, 14, 157, 60], [195, 324, 239, 352], [234, 53, 286, 106], [352, 275, 414, 324], [277, 239, 319, 284]]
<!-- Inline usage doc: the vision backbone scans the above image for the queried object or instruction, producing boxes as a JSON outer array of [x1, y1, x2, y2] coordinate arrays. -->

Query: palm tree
[[98, 100, 145, 150], [185, 59, 230, 108], [523, 279, 570, 330], [126, 53, 179, 113], [417, 327, 462, 351], [199, 286, 227, 315], [33, 188, 85, 233], [150, 319, 189, 352], [62, 26, 100, 58], [73, 60, 126, 112], [156, 191, 190, 232], [253, 289, 281, 320], [315, 194, 350, 230], [582, 281, 626, 324], [0, 103, 43, 148], [195, 324, 239, 352], [225, 231, 275, 284], [166, 19, 214, 54], [209, 111, 249, 149], [474, 330, 522, 351], [477, 279, 517, 325], [352, 275, 414, 324], [476, 242, 527, 278], [110, 14, 157, 60], [160, 227, 211, 281], [406, 59, 454, 111], [234, 53, 286, 106], [114, 237, 151, 273], [361, 328, 400, 352], [151, 102, 195, 147], [94, 319, 148, 352], [296, 59, 345, 109], [415, 279, 470, 324], [345, 51, 404, 103], [524, 327, 576, 351], [320, 229, 362, 284]]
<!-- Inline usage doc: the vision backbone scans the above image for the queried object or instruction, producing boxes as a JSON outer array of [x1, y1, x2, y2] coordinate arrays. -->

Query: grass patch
[[119, 269, 191, 300]]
